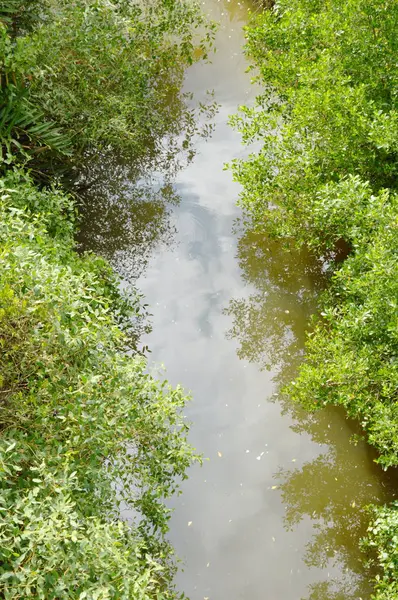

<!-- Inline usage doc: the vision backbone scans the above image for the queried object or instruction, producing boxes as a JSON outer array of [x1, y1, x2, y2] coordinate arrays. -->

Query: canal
[[79, 1, 398, 598]]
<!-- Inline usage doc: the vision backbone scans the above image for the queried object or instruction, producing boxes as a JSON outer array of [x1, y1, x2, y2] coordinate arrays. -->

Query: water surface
[[80, 1, 398, 598]]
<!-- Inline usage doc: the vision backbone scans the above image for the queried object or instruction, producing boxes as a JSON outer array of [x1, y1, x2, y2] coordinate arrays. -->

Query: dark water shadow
[[75, 80, 218, 283], [73, 83, 218, 351], [275, 395, 398, 600], [225, 227, 398, 600], [76, 172, 178, 283]]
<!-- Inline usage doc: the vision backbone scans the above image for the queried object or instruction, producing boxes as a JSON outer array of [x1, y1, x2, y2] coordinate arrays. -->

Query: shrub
[[0, 173, 198, 598], [365, 502, 398, 600], [0, 0, 210, 596], [229, 0, 398, 244], [230, 1, 398, 597], [0, 0, 213, 169], [288, 188, 398, 469]]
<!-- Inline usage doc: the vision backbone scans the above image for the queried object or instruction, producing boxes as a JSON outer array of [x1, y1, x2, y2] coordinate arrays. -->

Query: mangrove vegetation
[[0, 0, 212, 597], [230, 0, 398, 597], [2, 0, 398, 597]]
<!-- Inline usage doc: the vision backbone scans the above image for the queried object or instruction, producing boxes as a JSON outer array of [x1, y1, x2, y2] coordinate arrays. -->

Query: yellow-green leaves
[[231, 2, 398, 598], [0, 173, 197, 598]]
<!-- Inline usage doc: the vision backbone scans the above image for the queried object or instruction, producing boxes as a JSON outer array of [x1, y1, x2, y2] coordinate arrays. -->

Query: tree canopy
[[0, 1, 209, 597], [230, 1, 398, 597]]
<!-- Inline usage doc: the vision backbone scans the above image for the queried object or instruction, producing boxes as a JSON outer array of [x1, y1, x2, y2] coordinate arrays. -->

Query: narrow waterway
[[79, 1, 397, 599]]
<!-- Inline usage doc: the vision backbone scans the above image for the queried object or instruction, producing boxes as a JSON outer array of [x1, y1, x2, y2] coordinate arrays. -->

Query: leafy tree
[[230, 0, 398, 245], [230, 1, 398, 597], [0, 171, 199, 598], [0, 0, 214, 172]]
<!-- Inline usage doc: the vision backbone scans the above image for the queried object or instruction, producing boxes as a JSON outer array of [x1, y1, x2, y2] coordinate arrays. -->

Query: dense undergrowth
[[0, 1, 209, 597], [1, 0, 214, 175], [230, 0, 398, 597], [0, 171, 196, 598]]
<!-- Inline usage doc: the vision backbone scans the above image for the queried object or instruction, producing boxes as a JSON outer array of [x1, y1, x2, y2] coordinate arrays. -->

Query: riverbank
[[76, 1, 397, 599], [0, 2, 208, 597], [230, 0, 398, 597]]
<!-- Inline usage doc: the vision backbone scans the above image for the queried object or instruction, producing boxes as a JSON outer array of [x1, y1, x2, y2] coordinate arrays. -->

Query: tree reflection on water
[[225, 228, 324, 378], [75, 84, 218, 282], [77, 166, 178, 283], [275, 411, 398, 600], [225, 227, 398, 600]]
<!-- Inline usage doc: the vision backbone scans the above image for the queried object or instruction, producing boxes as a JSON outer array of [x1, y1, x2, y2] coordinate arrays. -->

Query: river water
[[79, 1, 398, 598]]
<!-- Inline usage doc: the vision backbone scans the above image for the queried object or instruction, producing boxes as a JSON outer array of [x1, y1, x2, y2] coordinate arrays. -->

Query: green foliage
[[0, 21, 72, 165], [24, 0, 210, 156], [288, 193, 398, 468], [230, 0, 398, 243], [365, 502, 398, 600], [231, 1, 398, 597], [0, 0, 214, 170], [0, 0, 209, 596], [0, 172, 198, 598], [0, 0, 47, 32], [232, 0, 398, 462]]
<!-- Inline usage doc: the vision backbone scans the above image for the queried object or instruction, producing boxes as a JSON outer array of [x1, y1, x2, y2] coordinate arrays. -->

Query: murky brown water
[[79, 1, 398, 598]]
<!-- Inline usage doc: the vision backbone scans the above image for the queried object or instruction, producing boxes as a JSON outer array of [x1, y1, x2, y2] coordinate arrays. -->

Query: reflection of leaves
[[74, 87, 218, 283], [77, 179, 177, 282], [227, 225, 398, 599], [225, 230, 324, 375], [73, 73, 218, 347], [305, 578, 371, 600], [74, 153, 180, 344], [275, 407, 398, 600], [221, 0, 252, 21], [279, 354, 398, 599]]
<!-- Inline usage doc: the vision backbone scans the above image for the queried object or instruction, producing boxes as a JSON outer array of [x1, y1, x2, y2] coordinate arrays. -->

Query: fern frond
[[0, 1, 48, 34], [0, 86, 72, 162], [0, 1, 25, 24]]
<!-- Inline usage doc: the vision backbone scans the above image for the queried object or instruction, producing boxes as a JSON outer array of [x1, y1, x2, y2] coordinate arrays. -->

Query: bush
[[0, 172, 198, 598], [25, 0, 210, 155], [288, 186, 398, 469], [230, 1, 398, 597], [229, 0, 398, 244], [365, 502, 398, 600], [0, 0, 210, 596], [0, 0, 213, 169]]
